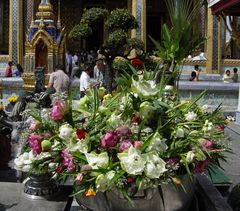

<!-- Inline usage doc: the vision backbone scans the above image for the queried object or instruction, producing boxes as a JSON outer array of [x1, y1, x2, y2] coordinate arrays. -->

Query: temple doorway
[[146, 0, 168, 52], [0, 0, 9, 54], [35, 40, 48, 73]]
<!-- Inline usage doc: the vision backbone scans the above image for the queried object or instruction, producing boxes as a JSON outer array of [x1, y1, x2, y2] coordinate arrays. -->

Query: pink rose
[[75, 173, 84, 185], [201, 139, 213, 149], [61, 149, 75, 172], [194, 159, 209, 173], [101, 132, 119, 148], [133, 141, 142, 149], [29, 121, 40, 131], [119, 140, 132, 152], [115, 125, 132, 137], [50, 100, 67, 121], [28, 134, 42, 154]]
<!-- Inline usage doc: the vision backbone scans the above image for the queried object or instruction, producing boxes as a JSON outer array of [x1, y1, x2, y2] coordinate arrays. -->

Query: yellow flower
[[8, 95, 18, 103], [103, 94, 112, 101], [85, 187, 96, 197], [0, 104, 4, 111]]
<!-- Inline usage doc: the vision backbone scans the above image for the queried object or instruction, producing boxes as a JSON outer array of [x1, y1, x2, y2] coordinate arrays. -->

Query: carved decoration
[[223, 59, 240, 66]]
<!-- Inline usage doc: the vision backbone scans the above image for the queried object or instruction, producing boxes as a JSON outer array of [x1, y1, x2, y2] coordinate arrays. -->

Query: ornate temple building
[[0, 0, 239, 75]]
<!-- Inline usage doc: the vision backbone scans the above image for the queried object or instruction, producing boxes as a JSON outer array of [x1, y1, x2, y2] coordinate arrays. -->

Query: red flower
[[132, 116, 141, 124], [77, 129, 87, 140], [131, 58, 144, 69], [55, 166, 63, 174], [127, 177, 134, 183]]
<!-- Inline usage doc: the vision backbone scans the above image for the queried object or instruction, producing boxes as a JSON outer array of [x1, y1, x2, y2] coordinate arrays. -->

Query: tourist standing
[[80, 65, 98, 97], [66, 51, 73, 77], [5, 61, 13, 77], [73, 53, 79, 65], [93, 59, 105, 87], [48, 64, 70, 93], [71, 62, 82, 79], [232, 68, 238, 82]]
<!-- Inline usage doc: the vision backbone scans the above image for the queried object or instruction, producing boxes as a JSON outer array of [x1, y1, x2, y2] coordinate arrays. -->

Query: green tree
[[69, 8, 144, 92]]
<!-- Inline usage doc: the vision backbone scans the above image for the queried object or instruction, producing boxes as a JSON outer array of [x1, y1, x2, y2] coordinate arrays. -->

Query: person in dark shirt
[[232, 68, 238, 82]]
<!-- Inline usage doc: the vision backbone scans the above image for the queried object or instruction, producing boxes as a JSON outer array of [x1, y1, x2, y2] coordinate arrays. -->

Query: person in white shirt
[[73, 53, 79, 65], [93, 59, 105, 87], [79, 65, 98, 97]]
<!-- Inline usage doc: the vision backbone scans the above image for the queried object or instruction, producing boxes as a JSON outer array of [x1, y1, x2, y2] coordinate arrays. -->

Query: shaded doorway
[[0, 0, 9, 54], [35, 40, 48, 72], [146, 0, 168, 52]]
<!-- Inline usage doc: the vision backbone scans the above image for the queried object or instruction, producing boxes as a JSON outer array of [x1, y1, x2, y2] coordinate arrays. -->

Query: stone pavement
[[223, 122, 240, 191]]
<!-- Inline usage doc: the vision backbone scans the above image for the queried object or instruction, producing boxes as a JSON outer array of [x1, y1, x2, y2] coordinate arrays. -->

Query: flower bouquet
[[15, 69, 229, 208]]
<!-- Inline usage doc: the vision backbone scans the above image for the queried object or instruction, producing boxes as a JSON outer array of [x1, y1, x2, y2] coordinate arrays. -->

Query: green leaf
[[162, 24, 171, 44], [72, 152, 87, 162], [109, 169, 125, 186], [119, 188, 135, 207]]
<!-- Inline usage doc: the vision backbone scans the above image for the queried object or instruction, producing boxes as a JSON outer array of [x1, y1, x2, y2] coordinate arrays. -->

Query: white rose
[[107, 113, 122, 127], [22, 165, 31, 172], [144, 152, 167, 179], [203, 120, 213, 133], [14, 151, 33, 171], [68, 138, 88, 154], [185, 112, 197, 121], [146, 132, 168, 153], [202, 104, 208, 111], [186, 151, 195, 163], [49, 162, 57, 170], [118, 146, 146, 175], [59, 124, 74, 140], [85, 152, 109, 169], [175, 128, 184, 138], [95, 171, 115, 192]]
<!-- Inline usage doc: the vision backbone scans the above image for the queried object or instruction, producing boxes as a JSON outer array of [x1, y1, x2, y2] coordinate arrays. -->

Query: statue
[[34, 67, 46, 93]]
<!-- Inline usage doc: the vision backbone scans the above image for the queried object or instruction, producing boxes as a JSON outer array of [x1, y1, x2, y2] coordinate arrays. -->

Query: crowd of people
[[3, 49, 239, 96], [48, 53, 106, 97], [189, 65, 239, 83]]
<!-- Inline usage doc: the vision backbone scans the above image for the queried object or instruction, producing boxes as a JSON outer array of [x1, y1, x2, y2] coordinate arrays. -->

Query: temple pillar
[[127, 0, 131, 11], [141, 0, 146, 51], [0, 1, 3, 49], [131, 0, 146, 52], [206, 9, 219, 74], [25, 0, 35, 29], [217, 17, 222, 74], [17, 0, 24, 66], [9, 0, 19, 63], [131, 0, 137, 39]]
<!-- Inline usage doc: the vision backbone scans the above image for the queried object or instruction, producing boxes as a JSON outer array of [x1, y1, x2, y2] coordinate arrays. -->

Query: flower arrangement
[[15, 70, 229, 203], [8, 95, 18, 104]]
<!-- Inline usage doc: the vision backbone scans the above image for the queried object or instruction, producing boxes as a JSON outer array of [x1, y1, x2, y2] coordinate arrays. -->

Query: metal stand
[[23, 173, 59, 200]]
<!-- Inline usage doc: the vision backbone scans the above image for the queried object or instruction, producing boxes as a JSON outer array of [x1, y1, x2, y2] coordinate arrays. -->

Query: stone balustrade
[[0, 78, 239, 112]]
